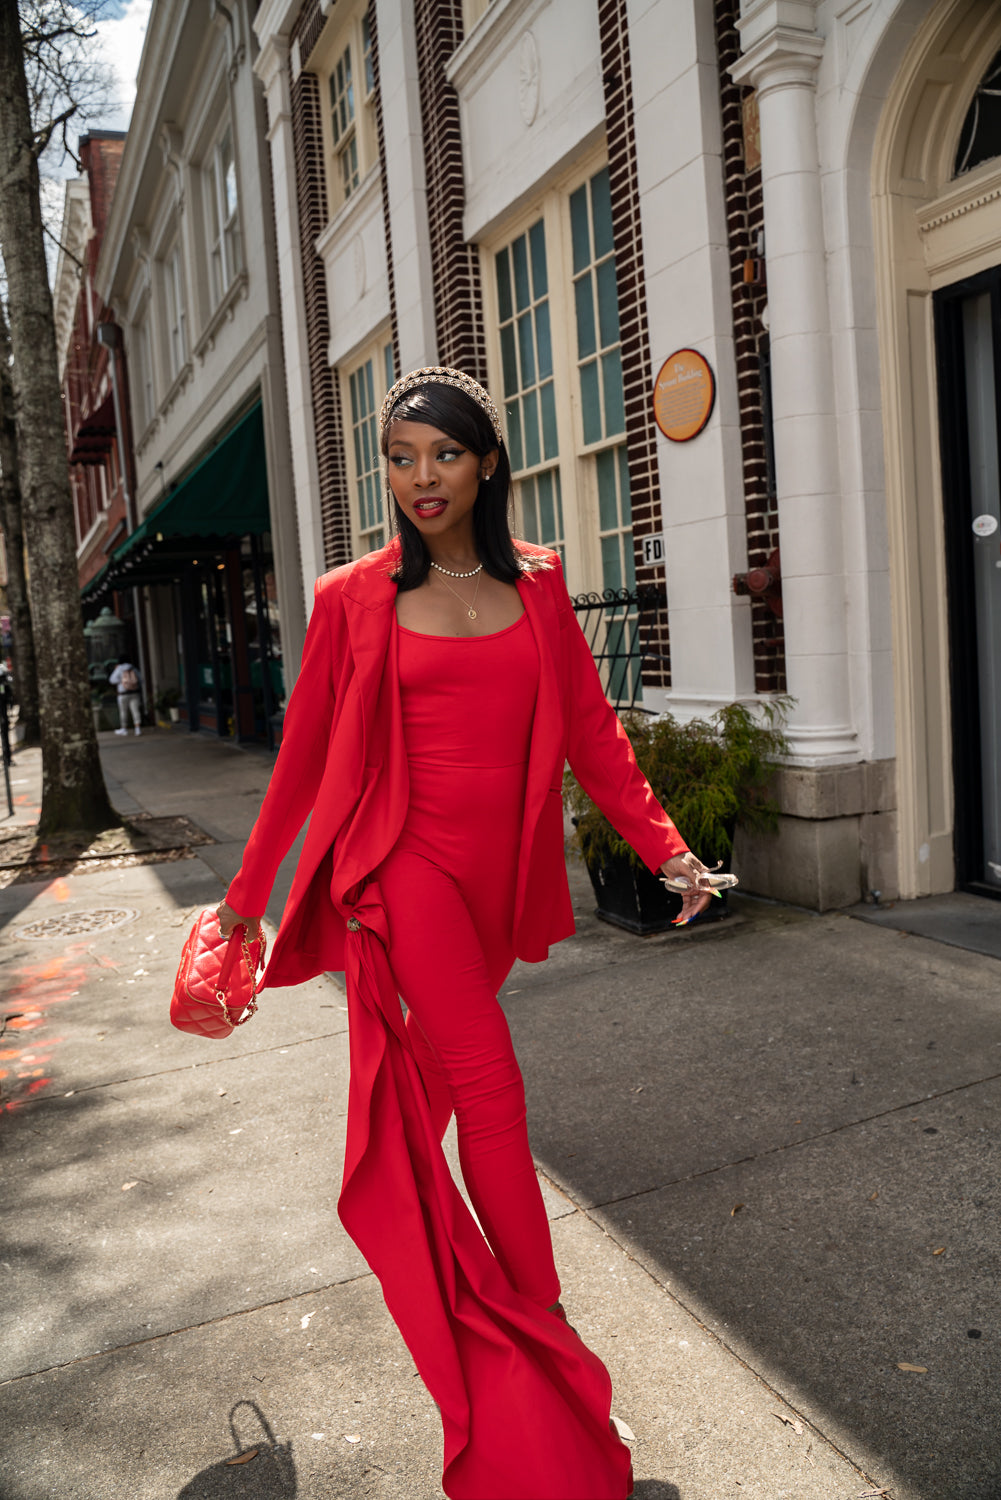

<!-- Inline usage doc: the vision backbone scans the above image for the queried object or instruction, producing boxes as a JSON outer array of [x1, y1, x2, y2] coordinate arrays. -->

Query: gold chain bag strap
[[170, 910, 267, 1040]]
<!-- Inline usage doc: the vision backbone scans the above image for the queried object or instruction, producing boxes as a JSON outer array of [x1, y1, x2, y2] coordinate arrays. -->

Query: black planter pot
[[577, 827, 730, 935]]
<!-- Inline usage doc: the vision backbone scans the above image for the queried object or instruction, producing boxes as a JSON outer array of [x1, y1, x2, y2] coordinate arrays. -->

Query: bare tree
[[0, 296, 40, 743], [0, 0, 115, 832]]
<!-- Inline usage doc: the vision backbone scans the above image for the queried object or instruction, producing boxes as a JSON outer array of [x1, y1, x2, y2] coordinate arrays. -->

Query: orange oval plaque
[[653, 349, 715, 442]]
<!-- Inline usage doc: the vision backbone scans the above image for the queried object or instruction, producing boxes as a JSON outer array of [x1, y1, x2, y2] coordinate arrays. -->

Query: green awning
[[81, 560, 111, 601], [113, 401, 269, 567], [82, 402, 271, 601]]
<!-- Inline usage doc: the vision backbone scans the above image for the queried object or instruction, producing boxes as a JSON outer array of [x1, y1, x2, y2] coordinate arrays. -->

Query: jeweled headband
[[379, 365, 504, 446]]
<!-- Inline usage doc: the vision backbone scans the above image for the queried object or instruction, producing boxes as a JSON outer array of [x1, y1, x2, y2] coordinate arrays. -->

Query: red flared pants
[[379, 848, 561, 1309]]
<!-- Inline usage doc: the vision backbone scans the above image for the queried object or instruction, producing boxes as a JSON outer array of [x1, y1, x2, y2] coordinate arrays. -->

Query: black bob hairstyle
[[380, 379, 546, 592]]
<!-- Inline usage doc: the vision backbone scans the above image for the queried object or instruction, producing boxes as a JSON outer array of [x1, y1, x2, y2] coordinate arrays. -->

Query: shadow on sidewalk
[[177, 1402, 296, 1497], [512, 904, 1001, 1500], [631, 1482, 681, 1498]]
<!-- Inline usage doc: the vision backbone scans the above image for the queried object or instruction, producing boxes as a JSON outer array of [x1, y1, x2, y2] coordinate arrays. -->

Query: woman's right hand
[[216, 899, 262, 942], [659, 852, 715, 925]]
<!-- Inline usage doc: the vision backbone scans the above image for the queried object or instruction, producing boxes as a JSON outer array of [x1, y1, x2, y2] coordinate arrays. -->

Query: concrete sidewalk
[[1, 730, 998, 1499]]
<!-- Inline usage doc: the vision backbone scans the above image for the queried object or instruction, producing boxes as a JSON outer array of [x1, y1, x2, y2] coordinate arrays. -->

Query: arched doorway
[[872, 0, 1001, 897]]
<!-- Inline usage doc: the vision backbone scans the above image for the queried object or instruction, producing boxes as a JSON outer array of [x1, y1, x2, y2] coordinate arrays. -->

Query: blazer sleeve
[[555, 563, 689, 872], [225, 580, 338, 918]]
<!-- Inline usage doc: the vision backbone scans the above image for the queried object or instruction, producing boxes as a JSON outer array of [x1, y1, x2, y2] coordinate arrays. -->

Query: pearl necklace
[[429, 560, 483, 580]]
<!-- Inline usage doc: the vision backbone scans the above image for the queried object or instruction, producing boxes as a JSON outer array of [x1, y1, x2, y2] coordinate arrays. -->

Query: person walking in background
[[109, 655, 142, 736], [216, 367, 718, 1499]]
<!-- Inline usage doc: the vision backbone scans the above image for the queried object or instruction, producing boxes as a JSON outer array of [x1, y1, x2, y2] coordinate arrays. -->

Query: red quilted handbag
[[170, 910, 266, 1039]]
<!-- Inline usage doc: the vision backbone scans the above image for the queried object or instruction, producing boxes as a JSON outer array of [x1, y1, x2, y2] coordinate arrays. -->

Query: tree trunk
[[0, 0, 116, 833], [0, 298, 40, 744]]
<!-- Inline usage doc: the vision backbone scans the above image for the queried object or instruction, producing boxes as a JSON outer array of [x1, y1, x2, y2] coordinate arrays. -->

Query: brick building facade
[[245, 0, 1001, 913]]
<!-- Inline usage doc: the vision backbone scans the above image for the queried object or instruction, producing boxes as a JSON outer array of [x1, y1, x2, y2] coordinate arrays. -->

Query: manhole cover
[[16, 908, 139, 940]]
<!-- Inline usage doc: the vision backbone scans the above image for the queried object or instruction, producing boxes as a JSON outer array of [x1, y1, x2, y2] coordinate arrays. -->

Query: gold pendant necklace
[[433, 567, 483, 621]]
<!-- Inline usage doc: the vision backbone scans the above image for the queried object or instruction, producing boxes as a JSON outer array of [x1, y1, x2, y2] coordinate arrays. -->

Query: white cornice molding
[[54, 179, 92, 376], [730, 25, 824, 91], [731, 0, 824, 92], [254, 32, 293, 132], [917, 162, 1001, 234], [254, 32, 290, 90], [252, 0, 302, 49], [315, 161, 381, 251], [94, 0, 187, 303], [736, 0, 821, 52], [447, 0, 546, 94]]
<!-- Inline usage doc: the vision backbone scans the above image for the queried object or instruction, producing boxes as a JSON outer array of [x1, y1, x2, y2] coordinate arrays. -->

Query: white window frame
[[205, 120, 242, 306], [481, 150, 630, 600], [311, 0, 378, 220], [163, 238, 188, 380], [132, 308, 156, 436], [340, 332, 397, 558]]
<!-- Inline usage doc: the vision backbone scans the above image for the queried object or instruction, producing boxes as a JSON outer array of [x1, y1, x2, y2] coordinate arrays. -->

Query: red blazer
[[226, 539, 688, 988]]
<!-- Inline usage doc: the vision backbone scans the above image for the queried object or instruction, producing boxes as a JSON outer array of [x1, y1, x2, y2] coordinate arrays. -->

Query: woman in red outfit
[[219, 367, 715, 1499]]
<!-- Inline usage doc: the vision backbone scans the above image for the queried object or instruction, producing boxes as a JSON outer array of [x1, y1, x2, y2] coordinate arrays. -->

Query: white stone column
[[627, 0, 756, 715], [732, 0, 857, 764], [375, 0, 437, 371], [253, 31, 327, 609]]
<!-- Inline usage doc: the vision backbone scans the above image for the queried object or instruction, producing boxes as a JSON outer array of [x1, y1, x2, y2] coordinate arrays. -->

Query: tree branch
[[41, 217, 84, 273], [31, 100, 78, 161]]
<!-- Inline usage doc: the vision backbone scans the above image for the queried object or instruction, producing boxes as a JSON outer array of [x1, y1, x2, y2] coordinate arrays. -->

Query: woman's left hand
[[660, 852, 715, 925]]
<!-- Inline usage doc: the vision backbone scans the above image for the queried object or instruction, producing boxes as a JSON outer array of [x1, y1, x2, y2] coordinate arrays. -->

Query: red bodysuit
[[380, 612, 559, 1307]]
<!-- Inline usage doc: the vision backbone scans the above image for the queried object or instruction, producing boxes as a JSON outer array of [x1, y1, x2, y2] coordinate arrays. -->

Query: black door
[[935, 267, 1001, 896]]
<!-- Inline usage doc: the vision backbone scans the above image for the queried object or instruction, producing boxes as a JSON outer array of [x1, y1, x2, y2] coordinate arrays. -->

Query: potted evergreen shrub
[[563, 701, 788, 933]]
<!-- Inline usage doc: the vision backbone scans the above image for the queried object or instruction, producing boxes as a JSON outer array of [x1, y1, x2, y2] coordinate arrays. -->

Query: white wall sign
[[641, 533, 665, 566]]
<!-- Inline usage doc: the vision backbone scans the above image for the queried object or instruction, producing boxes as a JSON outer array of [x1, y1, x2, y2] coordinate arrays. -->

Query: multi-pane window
[[572, 167, 635, 694], [361, 12, 374, 94], [207, 124, 241, 305], [495, 220, 564, 560], [317, 3, 377, 216], [571, 168, 632, 595], [164, 242, 186, 378], [955, 44, 1001, 176], [595, 446, 638, 701], [133, 313, 155, 431], [347, 339, 396, 554], [570, 168, 624, 446], [329, 45, 359, 199], [488, 162, 633, 626], [596, 447, 634, 595]]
